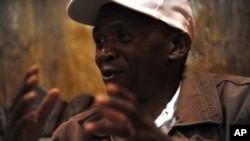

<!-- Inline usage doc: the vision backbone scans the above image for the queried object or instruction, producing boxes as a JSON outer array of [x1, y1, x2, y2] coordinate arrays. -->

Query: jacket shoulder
[[207, 73, 250, 124], [209, 73, 250, 86]]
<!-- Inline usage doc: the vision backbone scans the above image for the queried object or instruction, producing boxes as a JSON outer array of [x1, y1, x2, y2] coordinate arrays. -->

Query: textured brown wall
[[1, 0, 250, 108], [0, 0, 105, 108], [188, 0, 250, 76]]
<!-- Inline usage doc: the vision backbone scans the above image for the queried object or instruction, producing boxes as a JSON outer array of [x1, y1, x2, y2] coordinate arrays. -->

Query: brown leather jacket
[[51, 70, 250, 141]]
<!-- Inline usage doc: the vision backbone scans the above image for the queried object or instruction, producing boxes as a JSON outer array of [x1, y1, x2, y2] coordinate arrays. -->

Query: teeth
[[103, 71, 114, 77]]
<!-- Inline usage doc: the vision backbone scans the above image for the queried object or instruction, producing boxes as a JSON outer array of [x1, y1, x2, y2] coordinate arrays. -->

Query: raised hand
[[84, 83, 172, 141], [3, 65, 59, 141]]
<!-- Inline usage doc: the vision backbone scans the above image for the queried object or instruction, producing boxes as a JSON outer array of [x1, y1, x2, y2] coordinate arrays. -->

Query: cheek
[[94, 51, 101, 69], [130, 45, 170, 79], [122, 40, 169, 74], [132, 45, 169, 67]]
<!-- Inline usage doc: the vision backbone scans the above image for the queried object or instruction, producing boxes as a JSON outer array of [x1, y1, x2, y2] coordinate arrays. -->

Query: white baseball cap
[[67, 0, 195, 40]]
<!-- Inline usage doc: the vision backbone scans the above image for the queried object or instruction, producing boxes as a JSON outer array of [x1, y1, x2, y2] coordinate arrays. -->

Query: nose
[[95, 39, 119, 62]]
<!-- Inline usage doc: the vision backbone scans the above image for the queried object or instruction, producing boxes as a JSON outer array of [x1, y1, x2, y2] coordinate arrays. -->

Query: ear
[[168, 32, 191, 60]]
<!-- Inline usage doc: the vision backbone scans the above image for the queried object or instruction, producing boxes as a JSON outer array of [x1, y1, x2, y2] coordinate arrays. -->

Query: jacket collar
[[174, 69, 223, 126]]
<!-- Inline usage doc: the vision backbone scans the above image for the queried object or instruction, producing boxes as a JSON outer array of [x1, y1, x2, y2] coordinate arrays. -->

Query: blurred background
[[1, 0, 250, 109]]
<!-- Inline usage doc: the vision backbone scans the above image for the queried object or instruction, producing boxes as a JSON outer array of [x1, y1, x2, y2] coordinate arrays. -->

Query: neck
[[139, 80, 180, 120]]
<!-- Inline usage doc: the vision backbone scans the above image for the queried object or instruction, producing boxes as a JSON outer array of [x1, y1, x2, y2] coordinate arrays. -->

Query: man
[[2, 0, 250, 141], [51, 0, 250, 141]]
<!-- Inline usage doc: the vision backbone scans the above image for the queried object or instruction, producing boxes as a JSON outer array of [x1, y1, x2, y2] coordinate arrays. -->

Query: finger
[[95, 94, 153, 131], [19, 66, 39, 94], [106, 83, 136, 102], [84, 118, 132, 137], [11, 75, 38, 105], [7, 91, 37, 129], [95, 95, 138, 120], [96, 106, 136, 136], [94, 95, 138, 134], [24, 64, 40, 81], [5, 88, 59, 141], [95, 98, 128, 122], [19, 64, 39, 94], [10, 65, 39, 110], [36, 88, 60, 124]]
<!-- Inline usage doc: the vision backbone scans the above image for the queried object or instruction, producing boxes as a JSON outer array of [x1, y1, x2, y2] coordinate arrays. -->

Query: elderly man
[[51, 0, 250, 141], [3, 0, 250, 141]]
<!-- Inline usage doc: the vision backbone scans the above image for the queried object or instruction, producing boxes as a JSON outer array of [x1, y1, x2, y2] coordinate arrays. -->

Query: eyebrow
[[93, 21, 133, 35]]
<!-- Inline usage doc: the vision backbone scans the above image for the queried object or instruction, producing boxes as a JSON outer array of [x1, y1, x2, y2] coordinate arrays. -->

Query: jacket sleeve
[[51, 116, 88, 141], [51, 107, 100, 141]]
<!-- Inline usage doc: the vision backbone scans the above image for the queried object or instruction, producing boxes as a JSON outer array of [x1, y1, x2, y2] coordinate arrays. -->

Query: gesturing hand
[[84, 83, 172, 141], [3, 65, 59, 141]]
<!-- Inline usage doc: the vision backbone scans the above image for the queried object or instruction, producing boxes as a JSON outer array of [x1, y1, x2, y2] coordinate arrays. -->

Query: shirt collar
[[154, 83, 181, 133]]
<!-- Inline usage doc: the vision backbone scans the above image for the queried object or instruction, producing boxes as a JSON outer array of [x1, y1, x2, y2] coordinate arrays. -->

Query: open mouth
[[101, 68, 123, 82], [102, 70, 116, 78]]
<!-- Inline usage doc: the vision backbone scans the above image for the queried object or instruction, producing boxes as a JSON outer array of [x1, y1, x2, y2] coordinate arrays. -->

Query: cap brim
[[67, 0, 110, 26]]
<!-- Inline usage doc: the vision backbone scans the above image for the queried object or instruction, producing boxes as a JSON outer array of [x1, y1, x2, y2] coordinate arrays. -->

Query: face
[[93, 3, 178, 100]]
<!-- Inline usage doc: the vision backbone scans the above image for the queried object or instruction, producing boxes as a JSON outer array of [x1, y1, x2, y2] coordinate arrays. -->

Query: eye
[[94, 35, 106, 49], [117, 31, 133, 43]]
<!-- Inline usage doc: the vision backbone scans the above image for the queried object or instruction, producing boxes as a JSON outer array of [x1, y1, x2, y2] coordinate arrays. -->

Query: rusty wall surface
[[188, 0, 250, 76], [1, 0, 250, 108], [0, 0, 105, 108]]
